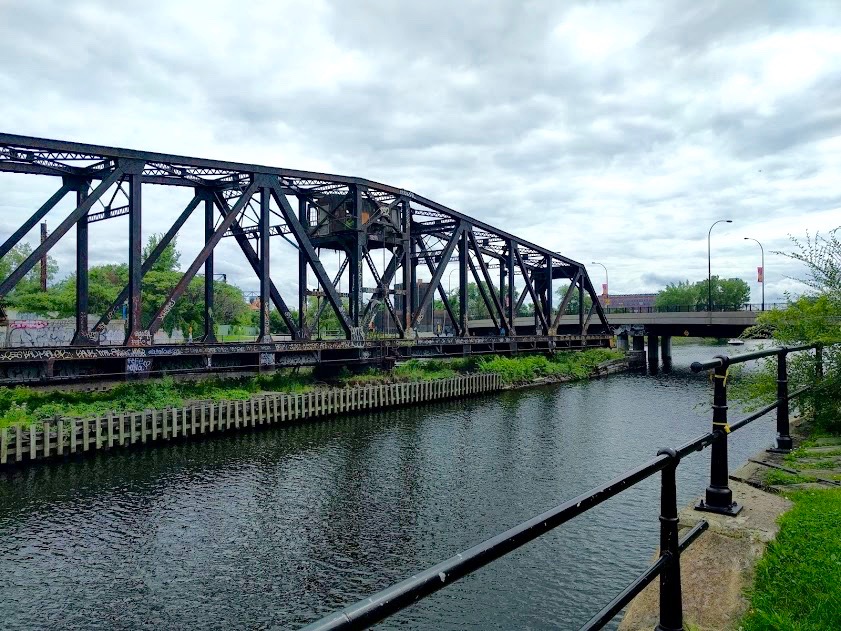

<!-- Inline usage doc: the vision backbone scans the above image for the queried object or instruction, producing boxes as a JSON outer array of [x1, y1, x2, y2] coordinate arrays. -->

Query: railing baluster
[[696, 356, 741, 516], [657, 448, 683, 631], [772, 349, 793, 452]]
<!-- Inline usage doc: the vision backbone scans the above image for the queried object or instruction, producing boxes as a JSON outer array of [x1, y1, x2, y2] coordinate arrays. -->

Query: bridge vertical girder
[[125, 165, 146, 345], [458, 228, 469, 335], [298, 196, 308, 338], [258, 186, 272, 342], [203, 192, 216, 342], [71, 179, 93, 345]]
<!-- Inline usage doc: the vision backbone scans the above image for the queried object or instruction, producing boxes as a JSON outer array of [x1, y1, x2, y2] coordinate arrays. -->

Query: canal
[[0, 343, 776, 630]]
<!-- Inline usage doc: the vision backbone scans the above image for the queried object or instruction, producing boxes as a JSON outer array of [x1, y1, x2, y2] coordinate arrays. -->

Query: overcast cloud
[[2, 0, 840, 303]]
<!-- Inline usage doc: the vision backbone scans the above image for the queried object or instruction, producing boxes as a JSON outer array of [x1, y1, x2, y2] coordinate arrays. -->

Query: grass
[[740, 488, 841, 630], [0, 371, 313, 429], [764, 469, 817, 485], [0, 348, 625, 428]]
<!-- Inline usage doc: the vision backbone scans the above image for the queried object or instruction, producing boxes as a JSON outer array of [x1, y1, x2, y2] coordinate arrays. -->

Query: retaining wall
[[0, 373, 501, 466]]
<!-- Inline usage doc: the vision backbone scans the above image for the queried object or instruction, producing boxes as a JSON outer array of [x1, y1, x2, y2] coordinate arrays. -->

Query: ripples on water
[[0, 343, 778, 629]]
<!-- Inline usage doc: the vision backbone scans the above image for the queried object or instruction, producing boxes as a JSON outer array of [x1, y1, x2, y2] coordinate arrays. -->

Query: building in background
[[597, 293, 657, 310]]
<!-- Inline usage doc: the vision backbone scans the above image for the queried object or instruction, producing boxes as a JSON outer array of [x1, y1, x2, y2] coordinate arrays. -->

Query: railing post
[[696, 357, 741, 515], [656, 448, 683, 631], [771, 348, 793, 452]]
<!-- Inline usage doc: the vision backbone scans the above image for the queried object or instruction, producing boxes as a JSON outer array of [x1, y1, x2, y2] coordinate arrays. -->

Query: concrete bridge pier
[[647, 334, 659, 375], [661, 335, 672, 373], [629, 334, 646, 369], [617, 332, 629, 351]]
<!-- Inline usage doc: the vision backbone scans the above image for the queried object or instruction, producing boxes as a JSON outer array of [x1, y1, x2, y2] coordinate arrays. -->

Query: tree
[[143, 234, 180, 273], [739, 227, 841, 432], [0, 243, 59, 306], [10, 236, 250, 335], [655, 277, 750, 310], [555, 283, 592, 315]]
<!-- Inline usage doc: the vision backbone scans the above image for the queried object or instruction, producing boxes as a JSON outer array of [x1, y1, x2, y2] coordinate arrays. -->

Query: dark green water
[[0, 343, 776, 629]]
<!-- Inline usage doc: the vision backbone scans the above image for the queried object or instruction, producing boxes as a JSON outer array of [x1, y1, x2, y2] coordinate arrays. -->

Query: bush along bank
[[0, 351, 616, 466], [0, 349, 625, 431]]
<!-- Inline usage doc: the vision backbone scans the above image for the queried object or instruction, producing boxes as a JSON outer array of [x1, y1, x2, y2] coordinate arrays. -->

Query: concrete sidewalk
[[618, 479, 791, 631]]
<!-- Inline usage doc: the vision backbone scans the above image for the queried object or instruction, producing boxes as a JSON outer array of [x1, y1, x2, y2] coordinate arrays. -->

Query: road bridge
[[472, 304, 774, 373], [0, 134, 610, 384]]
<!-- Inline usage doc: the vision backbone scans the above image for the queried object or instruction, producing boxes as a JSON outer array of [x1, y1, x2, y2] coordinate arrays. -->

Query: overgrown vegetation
[[0, 349, 624, 428], [0, 372, 313, 429], [764, 469, 816, 486], [740, 489, 841, 630], [735, 227, 841, 434]]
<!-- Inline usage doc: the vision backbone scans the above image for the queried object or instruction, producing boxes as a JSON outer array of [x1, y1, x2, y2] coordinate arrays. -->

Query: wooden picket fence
[[0, 373, 501, 466]]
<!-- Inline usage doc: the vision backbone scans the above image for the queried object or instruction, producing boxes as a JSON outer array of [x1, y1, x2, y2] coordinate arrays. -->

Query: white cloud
[[1, 0, 839, 308]]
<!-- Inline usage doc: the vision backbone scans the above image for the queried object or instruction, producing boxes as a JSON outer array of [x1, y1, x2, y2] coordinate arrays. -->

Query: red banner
[[757, 266, 764, 283], [602, 283, 608, 296]]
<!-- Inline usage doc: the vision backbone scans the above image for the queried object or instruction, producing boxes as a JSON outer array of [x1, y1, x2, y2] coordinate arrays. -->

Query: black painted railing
[[301, 343, 829, 631]]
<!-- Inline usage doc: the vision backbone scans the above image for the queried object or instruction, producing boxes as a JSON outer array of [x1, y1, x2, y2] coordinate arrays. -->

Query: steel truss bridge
[[0, 134, 610, 384]]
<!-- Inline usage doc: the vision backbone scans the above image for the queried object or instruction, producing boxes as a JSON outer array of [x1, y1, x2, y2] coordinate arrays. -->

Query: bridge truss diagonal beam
[[269, 185, 355, 337], [147, 180, 259, 335], [0, 167, 124, 298], [215, 192, 300, 339]]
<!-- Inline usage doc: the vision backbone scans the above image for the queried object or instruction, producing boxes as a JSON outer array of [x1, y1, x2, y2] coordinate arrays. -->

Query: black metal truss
[[0, 133, 611, 378]]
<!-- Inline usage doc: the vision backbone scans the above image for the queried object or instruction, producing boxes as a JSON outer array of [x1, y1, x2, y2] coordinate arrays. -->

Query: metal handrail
[[301, 342, 832, 631]]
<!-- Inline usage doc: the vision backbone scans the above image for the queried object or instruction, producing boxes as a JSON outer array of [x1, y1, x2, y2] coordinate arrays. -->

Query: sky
[[1, 0, 840, 305]]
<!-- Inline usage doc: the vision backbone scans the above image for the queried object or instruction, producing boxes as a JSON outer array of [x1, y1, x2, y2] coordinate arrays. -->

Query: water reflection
[[0, 342, 778, 630]]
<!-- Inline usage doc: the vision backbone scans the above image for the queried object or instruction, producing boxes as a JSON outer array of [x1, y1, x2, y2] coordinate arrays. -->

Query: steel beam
[[269, 186, 354, 337], [71, 181, 94, 345], [466, 254, 499, 330], [506, 240, 516, 335], [148, 180, 259, 335], [203, 193, 216, 342], [362, 247, 403, 334], [258, 186, 271, 342], [459, 228, 469, 335], [298, 196, 308, 337], [411, 227, 463, 331], [468, 230, 509, 333], [0, 167, 124, 298], [545, 256, 554, 333], [92, 194, 201, 335], [125, 163, 146, 345], [214, 194, 300, 339], [311, 256, 348, 332], [0, 182, 72, 260], [515, 245, 548, 334], [553, 269, 581, 331]]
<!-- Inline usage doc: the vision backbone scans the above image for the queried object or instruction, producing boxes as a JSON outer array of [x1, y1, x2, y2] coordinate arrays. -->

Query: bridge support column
[[647, 334, 659, 375], [629, 334, 645, 369], [617, 332, 629, 351], [661, 336, 672, 373]]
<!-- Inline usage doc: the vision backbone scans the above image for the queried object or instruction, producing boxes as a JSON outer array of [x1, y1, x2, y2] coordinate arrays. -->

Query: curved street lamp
[[591, 261, 608, 308], [744, 237, 765, 311], [708, 219, 732, 311]]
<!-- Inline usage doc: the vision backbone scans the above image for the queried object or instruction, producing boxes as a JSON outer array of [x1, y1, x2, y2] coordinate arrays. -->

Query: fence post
[[696, 358, 741, 516], [772, 348, 793, 452], [656, 448, 683, 631]]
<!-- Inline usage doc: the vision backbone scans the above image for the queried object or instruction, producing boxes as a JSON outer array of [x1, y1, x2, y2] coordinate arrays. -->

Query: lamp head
[[725, 219, 733, 223]]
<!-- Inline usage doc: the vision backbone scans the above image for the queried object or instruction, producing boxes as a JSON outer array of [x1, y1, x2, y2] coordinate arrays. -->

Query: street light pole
[[707, 219, 732, 311], [591, 261, 608, 309], [744, 237, 765, 311]]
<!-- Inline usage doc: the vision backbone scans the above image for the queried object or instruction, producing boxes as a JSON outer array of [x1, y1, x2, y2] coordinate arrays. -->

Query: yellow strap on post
[[711, 367, 730, 386], [713, 421, 731, 433]]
